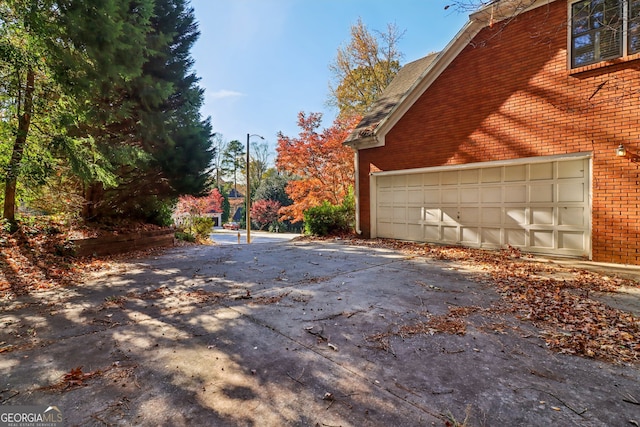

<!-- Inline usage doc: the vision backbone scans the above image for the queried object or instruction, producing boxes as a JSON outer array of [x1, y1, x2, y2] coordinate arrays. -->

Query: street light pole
[[246, 133, 264, 244]]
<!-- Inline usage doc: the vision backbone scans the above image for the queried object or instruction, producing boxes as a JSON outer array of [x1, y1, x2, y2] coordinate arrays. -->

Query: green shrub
[[135, 196, 175, 227], [175, 231, 196, 242], [0, 218, 15, 233], [304, 202, 334, 236], [303, 197, 354, 236], [175, 216, 213, 243], [191, 217, 214, 240]]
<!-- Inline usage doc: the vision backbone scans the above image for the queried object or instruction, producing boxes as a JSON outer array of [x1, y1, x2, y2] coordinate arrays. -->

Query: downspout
[[353, 150, 361, 234]]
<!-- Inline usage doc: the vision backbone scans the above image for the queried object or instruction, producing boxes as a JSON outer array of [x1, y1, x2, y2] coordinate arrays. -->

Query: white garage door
[[372, 154, 591, 258]]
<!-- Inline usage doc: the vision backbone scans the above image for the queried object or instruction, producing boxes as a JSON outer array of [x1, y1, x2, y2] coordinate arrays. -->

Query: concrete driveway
[[1, 239, 638, 426]]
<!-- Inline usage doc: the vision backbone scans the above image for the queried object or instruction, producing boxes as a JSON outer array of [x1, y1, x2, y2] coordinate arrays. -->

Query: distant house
[[203, 210, 223, 227], [173, 209, 222, 228], [345, 0, 640, 265], [227, 188, 245, 224], [231, 207, 244, 222]]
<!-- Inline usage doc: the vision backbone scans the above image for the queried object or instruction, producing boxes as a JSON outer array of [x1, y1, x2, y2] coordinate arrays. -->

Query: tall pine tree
[[75, 0, 214, 221]]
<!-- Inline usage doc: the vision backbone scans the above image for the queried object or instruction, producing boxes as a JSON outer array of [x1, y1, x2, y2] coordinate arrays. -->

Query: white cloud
[[209, 89, 245, 99]]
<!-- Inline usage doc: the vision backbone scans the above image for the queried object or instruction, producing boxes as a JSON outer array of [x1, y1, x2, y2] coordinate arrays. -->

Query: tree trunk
[[82, 181, 105, 219], [3, 68, 35, 222]]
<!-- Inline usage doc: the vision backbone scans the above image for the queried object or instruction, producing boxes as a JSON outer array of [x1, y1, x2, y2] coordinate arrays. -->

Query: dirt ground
[[1, 238, 639, 426]]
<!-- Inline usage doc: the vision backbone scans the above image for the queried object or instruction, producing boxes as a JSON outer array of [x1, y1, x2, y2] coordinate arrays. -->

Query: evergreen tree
[[253, 173, 293, 208], [1, 0, 214, 223], [137, 0, 214, 196], [78, 0, 214, 220], [220, 140, 246, 196]]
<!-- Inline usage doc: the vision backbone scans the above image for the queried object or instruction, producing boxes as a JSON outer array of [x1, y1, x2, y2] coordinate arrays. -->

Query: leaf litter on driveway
[[334, 237, 640, 364]]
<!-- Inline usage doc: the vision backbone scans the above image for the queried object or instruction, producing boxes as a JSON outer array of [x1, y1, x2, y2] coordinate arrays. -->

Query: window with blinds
[[571, 0, 640, 67]]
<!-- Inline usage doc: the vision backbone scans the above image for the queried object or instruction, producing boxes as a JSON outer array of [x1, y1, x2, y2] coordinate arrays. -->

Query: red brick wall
[[357, 0, 640, 264]]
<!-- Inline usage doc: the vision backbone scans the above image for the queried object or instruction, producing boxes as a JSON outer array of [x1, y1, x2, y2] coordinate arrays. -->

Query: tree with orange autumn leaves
[[276, 112, 360, 223]]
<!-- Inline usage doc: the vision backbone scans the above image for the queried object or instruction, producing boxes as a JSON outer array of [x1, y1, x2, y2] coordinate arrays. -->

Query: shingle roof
[[228, 188, 244, 198], [344, 52, 440, 145]]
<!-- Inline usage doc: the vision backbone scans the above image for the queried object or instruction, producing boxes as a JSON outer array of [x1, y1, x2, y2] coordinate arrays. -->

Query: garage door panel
[[407, 207, 422, 221], [377, 206, 393, 221], [392, 223, 407, 238], [481, 187, 501, 203], [442, 171, 458, 185], [559, 207, 585, 226], [378, 188, 394, 203], [442, 226, 458, 242], [558, 231, 585, 251], [407, 174, 422, 187], [374, 156, 590, 257], [425, 225, 440, 240], [530, 184, 554, 202], [392, 207, 406, 221], [442, 190, 458, 203], [459, 207, 479, 223], [481, 228, 502, 245], [441, 208, 457, 223], [482, 167, 502, 183], [505, 208, 526, 225], [408, 188, 423, 203], [505, 165, 526, 181], [392, 175, 406, 187], [424, 189, 439, 203], [460, 169, 479, 184], [377, 221, 393, 236], [558, 182, 585, 202], [505, 228, 526, 246], [378, 176, 393, 188], [393, 190, 407, 203], [558, 159, 585, 178], [460, 188, 479, 203], [407, 224, 423, 239], [481, 208, 502, 225], [424, 173, 439, 186], [424, 208, 440, 223], [461, 227, 479, 244], [532, 230, 554, 248], [531, 207, 554, 225], [531, 162, 553, 180], [505, 185, 526, 203]]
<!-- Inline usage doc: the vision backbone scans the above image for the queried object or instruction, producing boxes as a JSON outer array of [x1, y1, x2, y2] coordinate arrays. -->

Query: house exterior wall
[[357, 0, 640, 264]]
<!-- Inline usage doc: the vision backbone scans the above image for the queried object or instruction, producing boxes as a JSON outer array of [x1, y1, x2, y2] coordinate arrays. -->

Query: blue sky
[[189, 0, 470, 152]]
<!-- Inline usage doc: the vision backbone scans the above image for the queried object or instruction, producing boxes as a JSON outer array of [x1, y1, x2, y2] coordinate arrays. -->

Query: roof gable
[[345, 0, 555, 150], [344, 53, 439, 147]]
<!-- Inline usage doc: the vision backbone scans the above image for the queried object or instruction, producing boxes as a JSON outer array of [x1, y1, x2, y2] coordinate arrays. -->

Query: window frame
[[628, 0, 640, 54], [569, 0, 639, 68]]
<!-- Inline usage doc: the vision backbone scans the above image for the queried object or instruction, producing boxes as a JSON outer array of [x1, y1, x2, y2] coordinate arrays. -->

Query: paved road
[[211, 228, 301, 245]]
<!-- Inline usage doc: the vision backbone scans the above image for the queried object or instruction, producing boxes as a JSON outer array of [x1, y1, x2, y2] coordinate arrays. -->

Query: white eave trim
[[344, 135, 384, 149], [371, 0, 554, 146], [471, 0, 553, 24]]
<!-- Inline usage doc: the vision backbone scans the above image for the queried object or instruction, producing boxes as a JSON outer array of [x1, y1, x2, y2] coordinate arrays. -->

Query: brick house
[[345, 0, 640, 265]]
